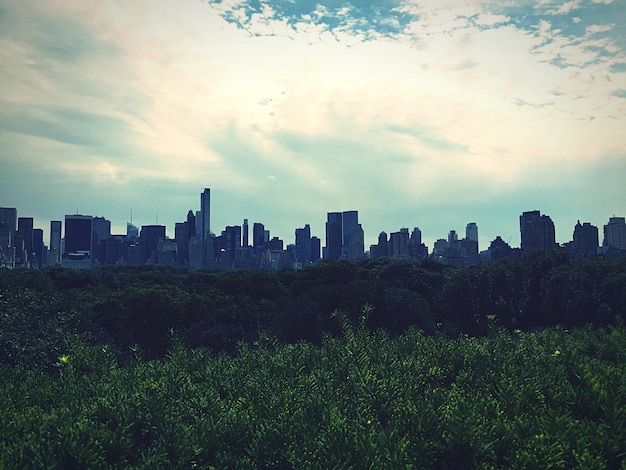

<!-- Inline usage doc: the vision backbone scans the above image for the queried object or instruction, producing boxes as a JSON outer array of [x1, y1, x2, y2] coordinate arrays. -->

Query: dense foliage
[[1, 321, 625, 468], [1, 253, 626, 467], [1, 251, 625, 366]]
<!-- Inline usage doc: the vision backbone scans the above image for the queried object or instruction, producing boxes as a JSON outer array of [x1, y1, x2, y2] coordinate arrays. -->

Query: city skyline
[[1, 0, 625, 251], [2, 194, 624, 253]]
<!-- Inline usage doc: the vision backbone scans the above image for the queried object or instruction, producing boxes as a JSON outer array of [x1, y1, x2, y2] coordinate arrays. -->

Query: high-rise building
[[200, 188, 211, 267], [342, 211, 359, 252], [187, 210, 196, 240], [0, 208, 17, 268], [17, 217, 34, 266], [603, 216, 626, 250], [253, 222, 265, 251], [519, 210, 556, 253], [389, 229, 410, 258], [0, 208, 17, 245], [311, 236, 321, 264], [32, 228, 45, 269], [223, 225, 242, 260], [50, 220, 62, 265], [243, 219, 249, 247], [175, 222, 188, 266], [127, 222, 139, 243], [466, 222, 478, 244], [409, 227, 428, 259], [200, 188, 211, 240], [64, 215, 93, 255], [324, 212, 342, 260], [571, 221, 599, 258], [295, 224, 312, 266], [346, 223, 365, 261], [140, 225, 166, 263]]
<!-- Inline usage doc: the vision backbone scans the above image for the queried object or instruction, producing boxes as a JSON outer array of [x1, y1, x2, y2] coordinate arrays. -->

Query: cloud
[[1, 0, 625, 248]]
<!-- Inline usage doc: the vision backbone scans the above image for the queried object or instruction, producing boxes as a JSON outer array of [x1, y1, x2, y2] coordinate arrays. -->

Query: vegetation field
[[2, 320, 626, 468], [1, 253, 626, 468]]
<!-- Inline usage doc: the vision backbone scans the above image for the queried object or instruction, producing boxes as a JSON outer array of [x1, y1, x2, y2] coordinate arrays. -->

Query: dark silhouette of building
[[50, 220, 62, 266], [140, 225, 166, 263], [603, 216, 626, 251], [520, 210, 556, 253], [64, 215, 92, 255], [311, 236, 321, 263], [324, 212, 342, 260], [32, 228, 44, 268], [570, 221, 599, 258], [253, 222, 265, 252], [17, 217, 34, 267], [370, 231, 389, 258], [295, 224, 312, 266]]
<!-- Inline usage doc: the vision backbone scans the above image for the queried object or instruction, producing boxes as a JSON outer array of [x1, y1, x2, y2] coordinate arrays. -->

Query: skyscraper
[[200, 188, 211, 240], [243, 219, 249, 247], [198, 188, 211, 267], [603, 216, 626, 250], [342, 210, 359, 252], [324, 212, 342, 260], [466, 222, 478, 244], [295, 224, 312, 266], [140, 225, 166, 263], [50, 220, 62, 265], [520, 210, 556, 253], [0, 208, 17, 268], [569, 221, 599, 258], [253, 222, 265, 251], [64, 215, 93, 255]]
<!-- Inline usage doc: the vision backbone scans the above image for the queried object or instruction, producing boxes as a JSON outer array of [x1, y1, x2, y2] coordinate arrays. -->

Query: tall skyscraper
[[200, 188, 211, 240], [32, 228, 44, 268], [17, 217, 34, 260], [520, 210, 556, 253], [50, 220, 62, 265], [243, 219, 249, 247], [253, 222, 265, 251], [0, 208, 17, 268], [64, 215, 93, 255], [140, 225, 166, 263], [200, 188, 211, 267], [0, 208, 17, 245], [325, 212, 342, 260], [603, 216, 626, 250], [342, 210, 359, 252], [571, 221, 599, 258], [466, 222, 478, 244], [127, 222, 139, 243], [295, 224, 312, 266]]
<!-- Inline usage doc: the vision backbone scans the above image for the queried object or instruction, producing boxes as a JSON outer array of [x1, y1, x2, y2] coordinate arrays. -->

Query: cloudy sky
[[1, 0, 625, 251]]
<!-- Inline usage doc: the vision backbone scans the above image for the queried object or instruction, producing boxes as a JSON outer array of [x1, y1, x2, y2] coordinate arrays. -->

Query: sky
[[1, 0, 625, 252]]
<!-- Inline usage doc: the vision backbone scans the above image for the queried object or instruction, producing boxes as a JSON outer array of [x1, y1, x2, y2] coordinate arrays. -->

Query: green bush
[[1, 322, 625, 468]]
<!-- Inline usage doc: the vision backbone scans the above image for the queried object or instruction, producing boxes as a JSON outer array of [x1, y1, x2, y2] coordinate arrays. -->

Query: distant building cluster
[[1, 190, 625, 270]]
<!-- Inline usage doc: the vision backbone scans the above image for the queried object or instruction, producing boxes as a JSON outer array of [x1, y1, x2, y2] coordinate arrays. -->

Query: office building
[[466, 222, 478, 244], [520, 210, 556, 253], [64, 215, 93, 255], [0, 207, 17, 268], [571, 221, 599, 258], [243, 219, 249, 247], [50, 220, 62, 265], [295, 224, 312, 266], [253, 222, 265, 251], [603, 216, 626, 251], [140, 225, 166, 263], [324, 212, 342, 260]]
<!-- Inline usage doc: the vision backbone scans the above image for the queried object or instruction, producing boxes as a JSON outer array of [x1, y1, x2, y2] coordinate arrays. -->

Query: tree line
[[1, 249, 625, 369]]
